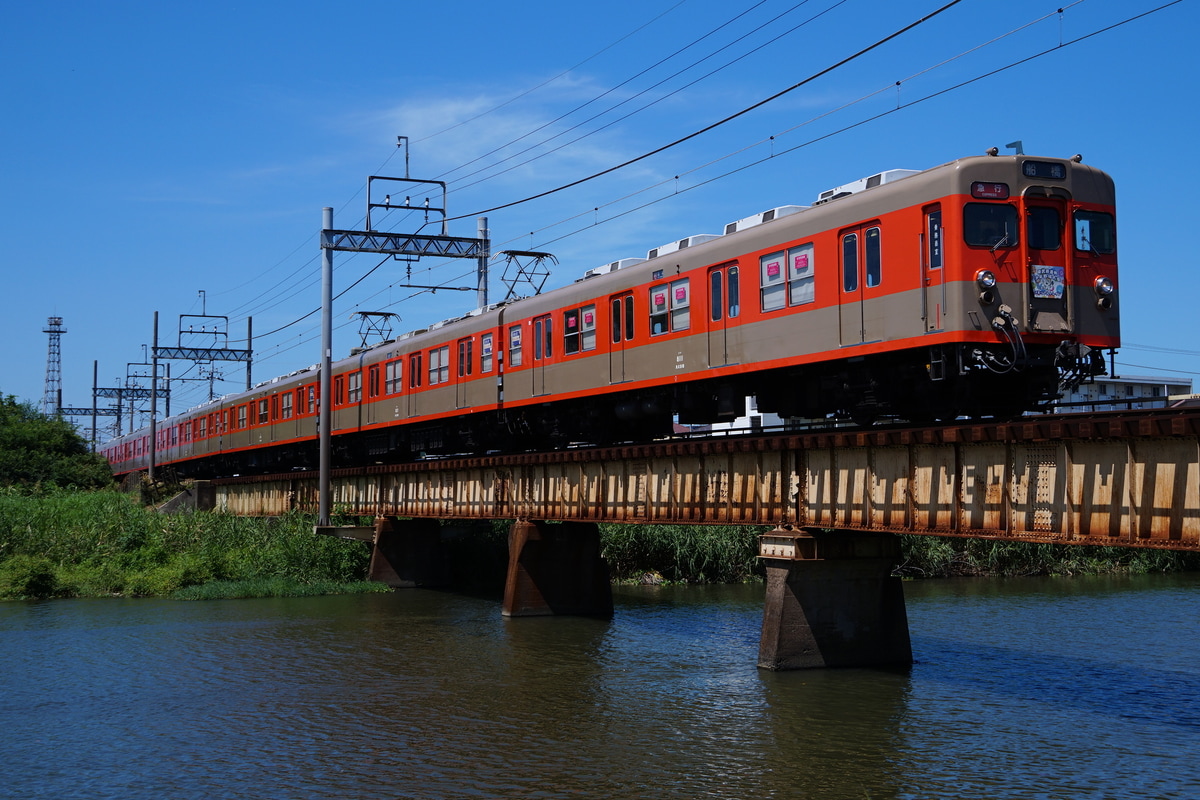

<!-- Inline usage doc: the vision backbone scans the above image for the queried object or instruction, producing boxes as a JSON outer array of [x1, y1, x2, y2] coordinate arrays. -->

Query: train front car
[[935, 153, 1119, 418]]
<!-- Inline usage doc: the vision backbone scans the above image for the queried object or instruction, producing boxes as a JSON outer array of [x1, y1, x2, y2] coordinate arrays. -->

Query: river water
[[1, 574, 1198, 799]]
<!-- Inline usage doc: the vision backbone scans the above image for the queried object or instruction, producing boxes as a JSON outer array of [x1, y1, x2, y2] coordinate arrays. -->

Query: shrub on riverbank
[[895, 534, 1200, 577], [0, 488, 380, 600], [601, 523, 762, 584], [0, 395, 113, 490], [597, 524, 1200, 583]]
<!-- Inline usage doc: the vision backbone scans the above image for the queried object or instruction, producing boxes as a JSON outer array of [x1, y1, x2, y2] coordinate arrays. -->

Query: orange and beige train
[[105, 151, 1120, 478]]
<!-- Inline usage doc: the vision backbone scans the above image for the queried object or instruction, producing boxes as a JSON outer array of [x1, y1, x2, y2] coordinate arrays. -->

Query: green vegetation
[[0, 488, 384, 600], [894, 534, 1200, 578], [0, 395, 113, 490], [598, 524, 1200, 584], [601, 523, 762, 584], [3, 387, 1192, 600]]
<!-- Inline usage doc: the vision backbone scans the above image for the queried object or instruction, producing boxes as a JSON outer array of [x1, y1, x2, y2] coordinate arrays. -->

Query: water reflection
[[1, 575, 1199, 799]]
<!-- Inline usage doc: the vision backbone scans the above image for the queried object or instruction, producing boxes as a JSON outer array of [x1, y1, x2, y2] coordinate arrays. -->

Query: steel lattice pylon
[[41, 316, 66, 416]]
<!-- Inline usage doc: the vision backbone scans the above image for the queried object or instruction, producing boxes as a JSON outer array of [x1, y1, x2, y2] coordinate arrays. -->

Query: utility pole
[[477, 217, 489, 309], [150, 312, 158, 481], [319, 207, 334, 527]]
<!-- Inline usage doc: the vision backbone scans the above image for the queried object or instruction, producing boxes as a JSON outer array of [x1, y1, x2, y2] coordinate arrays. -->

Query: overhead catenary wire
[[199, 2, 1182, 395], [444, 0, 966, 222], [219, 0, 966, 348]]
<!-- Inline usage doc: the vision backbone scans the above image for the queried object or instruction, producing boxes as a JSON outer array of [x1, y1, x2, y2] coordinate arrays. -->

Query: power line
[[447, 0, 965, 221]]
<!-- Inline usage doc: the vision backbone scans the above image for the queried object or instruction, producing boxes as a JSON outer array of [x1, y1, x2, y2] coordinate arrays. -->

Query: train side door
[[532, 314, 552, 396], [1026, 198, 1071, 332], [365, 364, 380, 426], [407, 352, 422, 418], [706, 263, 741, 367], [455, 337, 473, 409], [923, 206, 945, 332], [838, 224, 882, 345], [609, 293, 634, 383]]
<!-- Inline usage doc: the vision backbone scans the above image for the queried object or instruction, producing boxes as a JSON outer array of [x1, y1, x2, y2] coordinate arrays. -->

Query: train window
[[650, 284, 669, 333], [458, 339, 474, 377], [612, 295, 635, 341], [760, 252, 786, 312], [533, 316, 553, 360], [237, 404, 246, 429], [671, 280, 690, 331], [865, 228, 882, 287], [964, 203, 1019, 248], [368, 365, 381, 398], [429, 346, 450, 385], [788, 244, 815, 305], [348, 371, 362, 403], [1074, 210, 1115, 254], [650, 279, 689, 334], [1027, 206, 1061, 250], [710, 271, 723, 321], [564, 305, 597, 354], [509, 326, 523, 367], [481, 333, 494, 373], [257, 398, 269, 423], [386, 360, 402, 394], [410, 353, 423, 388], [334, 376, 345, 406], [842, 234, 858, 292], [281, 392, 293, 419], [713, 266, 742, 320], [307, 386, 317, 413], [198, 417, 208, 439], [728, 266, 740, 317], [564, 310, 580, 354], [927, 210, 943, 269]]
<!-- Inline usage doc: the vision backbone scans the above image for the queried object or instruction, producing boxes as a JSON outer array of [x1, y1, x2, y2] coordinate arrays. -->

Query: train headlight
[[1094, 275, 1115, 310], [976, 270, 997, 305]]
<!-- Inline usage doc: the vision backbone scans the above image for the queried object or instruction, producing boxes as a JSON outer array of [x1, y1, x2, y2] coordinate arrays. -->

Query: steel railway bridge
[[191, 407, 1199, 670]]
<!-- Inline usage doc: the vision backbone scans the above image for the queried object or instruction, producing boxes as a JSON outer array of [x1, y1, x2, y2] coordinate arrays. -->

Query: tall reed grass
[[0, 488, 381, 600]]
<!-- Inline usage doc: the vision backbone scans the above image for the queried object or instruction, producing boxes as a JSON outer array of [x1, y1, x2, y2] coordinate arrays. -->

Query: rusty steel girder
[[212, 408, 1200, 551]]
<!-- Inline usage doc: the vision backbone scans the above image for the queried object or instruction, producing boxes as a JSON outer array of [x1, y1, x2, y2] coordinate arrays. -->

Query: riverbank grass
[[0, 488, 384, 600]]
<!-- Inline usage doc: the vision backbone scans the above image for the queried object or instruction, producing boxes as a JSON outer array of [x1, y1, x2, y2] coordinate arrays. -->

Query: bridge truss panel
[[211, 410, 1200, 552]]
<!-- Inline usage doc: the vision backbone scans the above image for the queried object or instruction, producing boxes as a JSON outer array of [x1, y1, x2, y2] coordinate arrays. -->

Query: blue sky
[[2, 0, 1196, 428]]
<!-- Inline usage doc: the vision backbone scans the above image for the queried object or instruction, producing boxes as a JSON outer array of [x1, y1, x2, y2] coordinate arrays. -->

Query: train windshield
[[1074, 210, 1115, 254], [964, 203, 1018, 248]]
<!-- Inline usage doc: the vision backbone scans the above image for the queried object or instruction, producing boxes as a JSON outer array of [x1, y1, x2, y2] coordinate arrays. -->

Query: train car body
[[104, 152, 1119, 478]]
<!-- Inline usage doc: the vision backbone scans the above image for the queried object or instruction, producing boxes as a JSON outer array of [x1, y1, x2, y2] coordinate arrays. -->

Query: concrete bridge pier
[[757, 530, 912, 670], [502, 520, 614, 618], [368, 516, 450, 588]]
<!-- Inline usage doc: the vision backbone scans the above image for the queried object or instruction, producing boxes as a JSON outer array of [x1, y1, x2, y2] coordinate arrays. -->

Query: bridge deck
[[213, 408, 1200, 550]]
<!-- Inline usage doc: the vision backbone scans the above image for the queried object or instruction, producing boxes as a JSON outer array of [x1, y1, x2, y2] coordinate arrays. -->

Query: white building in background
[[698, 373, 1196, 433], [703, 396, 790, 435], [1054, 374, 1194, 412]]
